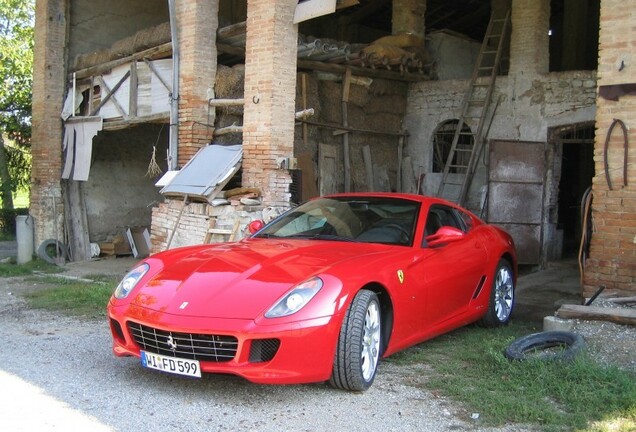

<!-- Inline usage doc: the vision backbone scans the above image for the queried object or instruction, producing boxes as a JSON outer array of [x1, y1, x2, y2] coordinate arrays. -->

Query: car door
[[413, 205, 488, 329]]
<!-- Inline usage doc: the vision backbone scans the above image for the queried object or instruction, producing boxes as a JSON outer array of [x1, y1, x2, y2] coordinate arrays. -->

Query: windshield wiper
[[285, 233, 358, 242]]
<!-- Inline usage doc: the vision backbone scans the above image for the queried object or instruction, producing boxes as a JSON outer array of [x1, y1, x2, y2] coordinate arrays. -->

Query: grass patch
[[387, 321, 636, 431], [0, 259, 64, 277], [22, 277, 117, 319]]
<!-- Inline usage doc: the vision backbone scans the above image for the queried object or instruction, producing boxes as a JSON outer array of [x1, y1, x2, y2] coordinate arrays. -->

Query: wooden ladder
[[436, 9, 510, 205], [203, 219, 241, 243]]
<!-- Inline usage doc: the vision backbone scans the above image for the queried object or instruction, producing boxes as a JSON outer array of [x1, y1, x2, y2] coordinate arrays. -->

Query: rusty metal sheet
[[489, 140, 545, 183], [487, 182, 543, 224], [487, 140, 546, 265]]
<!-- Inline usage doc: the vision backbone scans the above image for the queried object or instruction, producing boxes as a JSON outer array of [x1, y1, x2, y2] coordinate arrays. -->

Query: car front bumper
[[107, 302, 341, 385]]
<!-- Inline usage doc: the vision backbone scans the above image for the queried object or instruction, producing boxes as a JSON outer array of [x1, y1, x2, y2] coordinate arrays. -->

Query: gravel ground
[[0, 275, 538, 432]]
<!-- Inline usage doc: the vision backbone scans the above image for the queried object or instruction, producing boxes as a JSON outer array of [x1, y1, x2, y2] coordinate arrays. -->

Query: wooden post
[[362, 145, 374, 191], [342, 67, 352, 192]]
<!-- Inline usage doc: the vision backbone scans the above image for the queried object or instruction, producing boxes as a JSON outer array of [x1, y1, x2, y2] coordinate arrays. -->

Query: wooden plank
[[91, 72, 131, 117], [301, 73, 308, 146], [342, 67, 352, 192], [302, 119, 405, 137], [319, 143, 338, 195], [397, 135, 404, 192], [556, 304, 636, 326], [610, 296, 636, 305], [362, 145, 374, 191], [297, 152, 319, 200], [298, 59, 426, 82], [129, 61, 138, 117], [103, 112, 169, 131], [63, 181, 91, 261]]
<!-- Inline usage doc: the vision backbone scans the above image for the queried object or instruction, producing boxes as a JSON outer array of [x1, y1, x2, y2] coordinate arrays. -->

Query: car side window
[[424, 205, 465, 238]]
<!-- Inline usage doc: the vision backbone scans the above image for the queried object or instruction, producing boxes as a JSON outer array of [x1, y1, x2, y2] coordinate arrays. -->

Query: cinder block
[[543, 315, 574, 332]]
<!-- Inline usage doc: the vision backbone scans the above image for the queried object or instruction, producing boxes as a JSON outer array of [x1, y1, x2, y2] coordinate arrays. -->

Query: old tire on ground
[[330, 289, 381, 392], [37, 239, 68, 264], [479, 258, 515, 327], [505, 331, 586, 362]]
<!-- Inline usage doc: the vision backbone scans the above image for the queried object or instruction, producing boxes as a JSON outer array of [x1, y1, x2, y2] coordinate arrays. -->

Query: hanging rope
[[146, 124, 165, 178]]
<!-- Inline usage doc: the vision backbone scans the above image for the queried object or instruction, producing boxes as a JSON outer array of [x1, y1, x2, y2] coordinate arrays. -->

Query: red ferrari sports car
[[108, 193, 516, 391]]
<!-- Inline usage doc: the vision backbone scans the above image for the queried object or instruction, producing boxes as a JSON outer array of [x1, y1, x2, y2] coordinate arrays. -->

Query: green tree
[[0, 0, 34, 210]]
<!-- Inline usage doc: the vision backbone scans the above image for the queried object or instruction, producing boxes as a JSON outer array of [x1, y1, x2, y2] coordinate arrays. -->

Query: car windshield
[[254, 196, 420, 246]]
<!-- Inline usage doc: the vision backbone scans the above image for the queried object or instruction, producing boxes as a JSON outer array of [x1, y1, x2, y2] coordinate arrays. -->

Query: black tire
[[505, 331, 586, 362], [329, 290, 381, 392], [479, 258, 515, 327], [37, 239, 68, 264]]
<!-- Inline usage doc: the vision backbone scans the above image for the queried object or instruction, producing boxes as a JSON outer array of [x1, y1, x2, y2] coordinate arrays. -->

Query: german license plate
[[141, 351, 201, 378]]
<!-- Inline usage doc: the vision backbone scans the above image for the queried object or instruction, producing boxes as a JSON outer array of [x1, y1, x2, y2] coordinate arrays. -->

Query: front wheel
[[329, 289, 381, 392], [479, 259, 515, 327]]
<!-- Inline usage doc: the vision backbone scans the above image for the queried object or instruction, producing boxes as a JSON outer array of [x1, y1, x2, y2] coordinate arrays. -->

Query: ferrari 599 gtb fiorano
[[107, 193, 516, 391]]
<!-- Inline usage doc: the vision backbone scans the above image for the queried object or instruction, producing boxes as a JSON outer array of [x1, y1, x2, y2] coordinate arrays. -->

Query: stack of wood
[[98, 233, 132, 257], [224, 187, 261, 206]]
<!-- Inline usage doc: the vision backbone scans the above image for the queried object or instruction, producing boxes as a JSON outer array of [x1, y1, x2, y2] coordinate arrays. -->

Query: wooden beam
[[556, 304, 636, 326], [299, 119, 407, 137], [91, 72, 131, 116], [102, 112, 169, 131], [297, 59, 426, 82], [208, 98, 244, 107], [143, 58, 172, 92]]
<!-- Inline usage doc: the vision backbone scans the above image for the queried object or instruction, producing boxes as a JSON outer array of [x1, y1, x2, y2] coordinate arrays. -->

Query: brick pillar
[[176, 0, 219, 166], [31, 0, 66, 246], [509, 0, 549, 75], [242, 0, 298, 206], [584, 0, 636, 298]]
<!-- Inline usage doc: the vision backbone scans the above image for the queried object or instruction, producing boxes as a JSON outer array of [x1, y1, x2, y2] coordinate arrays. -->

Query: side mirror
[[425, 226, 465, 247], [248, 220, 265, 234]]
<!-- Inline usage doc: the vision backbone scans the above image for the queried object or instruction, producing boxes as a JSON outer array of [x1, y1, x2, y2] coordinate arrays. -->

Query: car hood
[[130, 239, 390, 320]]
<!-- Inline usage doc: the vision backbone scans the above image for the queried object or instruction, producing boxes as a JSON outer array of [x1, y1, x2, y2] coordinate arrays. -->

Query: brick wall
[[150, 201, 274, 252], [583, 0, 636, 297], [30, 0, 66, 246], [509, 0, 549, 76], [176, 0, 219, 166], [242, 0, 298, 207]]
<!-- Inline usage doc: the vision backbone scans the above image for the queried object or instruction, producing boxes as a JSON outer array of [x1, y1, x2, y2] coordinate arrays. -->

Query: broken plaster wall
[[403, 69, 596, 242], [83, 124, 168, 243]]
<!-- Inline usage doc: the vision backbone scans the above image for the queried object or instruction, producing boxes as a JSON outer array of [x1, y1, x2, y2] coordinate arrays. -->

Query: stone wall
[[583, 0, 636, 297]]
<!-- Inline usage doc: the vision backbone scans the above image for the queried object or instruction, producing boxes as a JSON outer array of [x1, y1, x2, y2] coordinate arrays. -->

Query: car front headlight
[[114, 263, 150, 299], [265, 277, 323, 318]]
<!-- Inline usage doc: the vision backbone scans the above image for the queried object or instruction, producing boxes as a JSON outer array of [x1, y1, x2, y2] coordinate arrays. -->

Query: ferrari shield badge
[[397, 269, 404, 284]]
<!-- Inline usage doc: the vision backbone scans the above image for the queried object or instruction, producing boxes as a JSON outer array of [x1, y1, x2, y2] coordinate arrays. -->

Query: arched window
[[432, 120, 474, 173]]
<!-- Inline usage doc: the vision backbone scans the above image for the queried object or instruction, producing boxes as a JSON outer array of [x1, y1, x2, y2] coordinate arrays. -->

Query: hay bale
[[215, 64, 245, 98], [134, 22, 172, 52]]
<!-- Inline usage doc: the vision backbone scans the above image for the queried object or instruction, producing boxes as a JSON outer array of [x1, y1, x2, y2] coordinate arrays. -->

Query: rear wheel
[[329, 289, 381, 392], [479, 259, 514, 327]]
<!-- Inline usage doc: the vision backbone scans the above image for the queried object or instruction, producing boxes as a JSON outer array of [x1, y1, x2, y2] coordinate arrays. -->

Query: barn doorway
[[555, 123, 595, 258]]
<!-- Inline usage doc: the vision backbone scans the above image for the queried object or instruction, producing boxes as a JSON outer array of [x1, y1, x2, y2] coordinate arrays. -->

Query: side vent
[[472, 275, 487, 299]]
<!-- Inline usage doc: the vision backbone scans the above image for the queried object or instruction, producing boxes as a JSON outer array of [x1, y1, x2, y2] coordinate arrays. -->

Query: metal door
[[487, 140, 546, 265]]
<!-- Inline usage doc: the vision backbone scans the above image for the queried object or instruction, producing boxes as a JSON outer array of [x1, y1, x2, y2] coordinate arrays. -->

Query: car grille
[[128, 322, 238, 362]]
